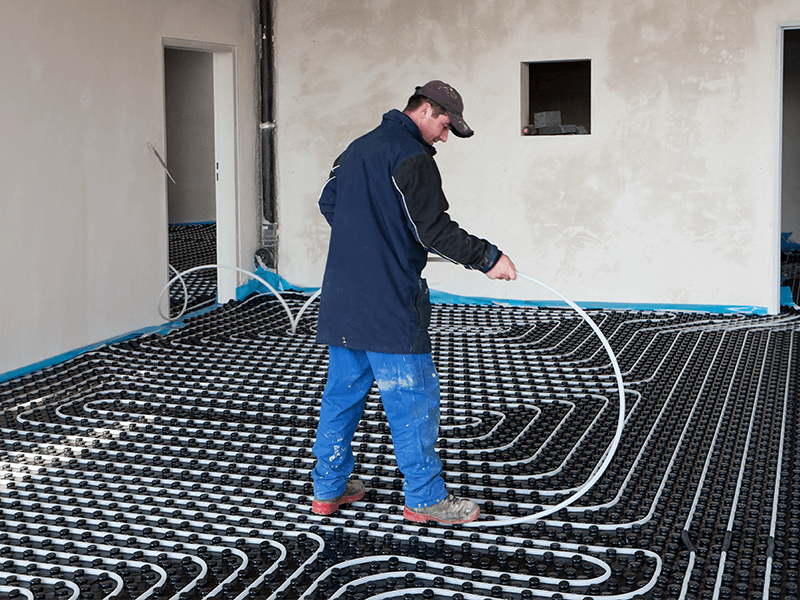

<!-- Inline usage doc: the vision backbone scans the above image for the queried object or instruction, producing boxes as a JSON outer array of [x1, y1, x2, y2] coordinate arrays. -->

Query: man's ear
[[419, 101, 432, 119]]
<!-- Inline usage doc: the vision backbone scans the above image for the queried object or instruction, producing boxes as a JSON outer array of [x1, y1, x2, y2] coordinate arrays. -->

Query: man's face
[[419, 111, 451, 145]]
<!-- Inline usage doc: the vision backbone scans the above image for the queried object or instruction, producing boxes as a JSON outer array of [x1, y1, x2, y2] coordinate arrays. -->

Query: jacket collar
[[383, 109, 436, 155]]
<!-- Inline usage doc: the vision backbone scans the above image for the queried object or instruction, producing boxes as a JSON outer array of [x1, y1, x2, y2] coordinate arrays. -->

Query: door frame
[[163, 38, 240, 303]]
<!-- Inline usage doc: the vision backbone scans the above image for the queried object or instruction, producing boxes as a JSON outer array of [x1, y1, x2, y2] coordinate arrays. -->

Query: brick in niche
[[533, 111, 562, 128], [537, 124, 580, 135]]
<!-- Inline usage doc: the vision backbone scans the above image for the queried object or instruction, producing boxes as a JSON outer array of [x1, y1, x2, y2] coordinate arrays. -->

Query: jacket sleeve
[[318, 154, 343, 226], [393, 152, 501, 272]]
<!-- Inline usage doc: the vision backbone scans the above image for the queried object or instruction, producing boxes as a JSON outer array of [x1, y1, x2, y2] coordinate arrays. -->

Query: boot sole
[[311, 489, 365, 515], [403, 505, 480, 525]]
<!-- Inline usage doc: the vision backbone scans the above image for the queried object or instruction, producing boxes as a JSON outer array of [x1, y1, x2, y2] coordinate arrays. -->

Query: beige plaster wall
[[274, 0, 792, 311], [0, 0, 260, 374]]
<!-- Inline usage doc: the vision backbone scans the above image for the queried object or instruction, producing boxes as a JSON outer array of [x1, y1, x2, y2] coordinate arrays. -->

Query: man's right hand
[[486, 254, 516, 281]]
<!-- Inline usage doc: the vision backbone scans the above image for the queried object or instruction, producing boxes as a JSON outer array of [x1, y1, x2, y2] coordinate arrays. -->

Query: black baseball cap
[[414, 80, 474, 138]]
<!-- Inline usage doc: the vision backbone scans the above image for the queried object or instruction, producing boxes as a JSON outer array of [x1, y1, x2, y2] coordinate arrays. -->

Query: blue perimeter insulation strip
[[0, 305, 219, 384], [240, 267, 770, 314], [0, 267, 774, 384]]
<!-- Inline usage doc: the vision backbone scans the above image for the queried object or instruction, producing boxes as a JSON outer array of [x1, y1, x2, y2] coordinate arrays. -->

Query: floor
[[168, 223, 218, 317], [0, 292, 798, 600], [783, 249, 800, 307]]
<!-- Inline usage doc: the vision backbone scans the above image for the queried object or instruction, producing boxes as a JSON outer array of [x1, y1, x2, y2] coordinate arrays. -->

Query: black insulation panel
[[168, 224, 218, 317], [1, 294, 798, 600]]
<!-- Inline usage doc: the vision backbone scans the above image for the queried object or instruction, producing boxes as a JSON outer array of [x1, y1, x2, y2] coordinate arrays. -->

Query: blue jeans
[[312, 346, 447, 509]]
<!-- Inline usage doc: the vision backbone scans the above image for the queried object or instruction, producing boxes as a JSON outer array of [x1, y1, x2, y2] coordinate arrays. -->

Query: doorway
[[163, 40, 239, 312], [780, 28, 800, 308], [164, 48, 217, 315]]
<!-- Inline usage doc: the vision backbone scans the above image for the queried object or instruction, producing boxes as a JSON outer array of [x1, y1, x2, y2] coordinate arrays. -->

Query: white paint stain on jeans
[[329, 438, 344, 463]]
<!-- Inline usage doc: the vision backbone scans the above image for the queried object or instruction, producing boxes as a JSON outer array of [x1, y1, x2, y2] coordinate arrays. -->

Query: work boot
[[403, 494, 480, 524], [311, 479, 365, 515]]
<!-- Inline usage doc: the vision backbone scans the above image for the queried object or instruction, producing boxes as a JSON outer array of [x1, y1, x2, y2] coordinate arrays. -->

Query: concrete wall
[[4, 0, 799, 375], [274, 0, 795, 311], [0, 0, 260, 374], [165, 48, 216, 224]]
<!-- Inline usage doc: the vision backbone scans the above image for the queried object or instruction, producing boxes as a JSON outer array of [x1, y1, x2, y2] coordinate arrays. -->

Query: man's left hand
[[486, 254, 516, 281]]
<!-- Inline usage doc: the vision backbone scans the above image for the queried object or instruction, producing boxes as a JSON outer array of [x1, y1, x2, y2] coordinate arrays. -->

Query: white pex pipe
[[159, 264, 313, 334], [161, 265, 626, 524], [464, 272, 627, 526]]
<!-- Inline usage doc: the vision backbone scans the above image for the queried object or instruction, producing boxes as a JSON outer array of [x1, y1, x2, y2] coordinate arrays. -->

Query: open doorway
[[781, 28, 800, 308], [164, 48, 218, 316], [163, 40, 239, 316], [165, 48, 216, 225]]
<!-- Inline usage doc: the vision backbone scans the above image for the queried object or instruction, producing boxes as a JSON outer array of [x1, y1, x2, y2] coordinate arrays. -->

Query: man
[[311, 80, 516, 525]]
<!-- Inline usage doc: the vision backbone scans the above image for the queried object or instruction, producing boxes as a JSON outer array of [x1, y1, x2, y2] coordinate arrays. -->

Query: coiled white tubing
[[160, 265, 625, 524], [158, 264, 320, 335], [463, 272, 626, 526]]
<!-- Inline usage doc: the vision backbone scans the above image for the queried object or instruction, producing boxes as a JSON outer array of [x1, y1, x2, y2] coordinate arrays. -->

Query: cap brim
[[448, 111, 474, 138]]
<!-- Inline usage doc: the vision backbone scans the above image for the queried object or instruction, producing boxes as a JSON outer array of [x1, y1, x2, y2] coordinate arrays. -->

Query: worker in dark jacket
[[311, 81, 516, 524]]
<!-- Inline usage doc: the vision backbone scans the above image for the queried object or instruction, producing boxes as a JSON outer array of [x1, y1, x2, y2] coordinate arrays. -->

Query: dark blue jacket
[[316, 109, 500, 354]]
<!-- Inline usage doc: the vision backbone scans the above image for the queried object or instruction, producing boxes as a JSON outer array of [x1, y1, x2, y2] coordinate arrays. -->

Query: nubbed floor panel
[[0, 294, 798, 600]]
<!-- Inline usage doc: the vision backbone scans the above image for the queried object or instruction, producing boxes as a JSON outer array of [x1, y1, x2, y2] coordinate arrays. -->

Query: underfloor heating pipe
[[160, 264, 316, 334], [161, 264, 627, 525], [465, 272, 627, 526]]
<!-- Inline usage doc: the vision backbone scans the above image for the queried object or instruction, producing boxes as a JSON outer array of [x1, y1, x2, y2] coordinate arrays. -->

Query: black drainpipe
[[257, 0, 278, 268]]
